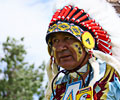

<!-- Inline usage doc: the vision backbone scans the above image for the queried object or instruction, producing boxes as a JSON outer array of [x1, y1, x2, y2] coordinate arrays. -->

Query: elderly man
[[45, 0, 120, 100]]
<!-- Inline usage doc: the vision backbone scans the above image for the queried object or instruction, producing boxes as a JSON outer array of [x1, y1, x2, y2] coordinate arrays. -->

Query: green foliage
[[0, 37, 45, 100]]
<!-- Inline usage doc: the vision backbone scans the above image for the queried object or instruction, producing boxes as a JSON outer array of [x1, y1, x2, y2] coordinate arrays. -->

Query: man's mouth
[[59, 55, 72, 61]]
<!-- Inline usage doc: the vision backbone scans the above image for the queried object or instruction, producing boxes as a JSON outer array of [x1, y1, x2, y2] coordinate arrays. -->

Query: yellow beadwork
[[58, 23, 70, 31], [71, 25, 81, 35], [48, 24, 57, 32]]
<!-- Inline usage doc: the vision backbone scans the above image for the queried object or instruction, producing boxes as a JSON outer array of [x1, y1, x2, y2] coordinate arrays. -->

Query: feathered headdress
[[46, 0, 120, 58]]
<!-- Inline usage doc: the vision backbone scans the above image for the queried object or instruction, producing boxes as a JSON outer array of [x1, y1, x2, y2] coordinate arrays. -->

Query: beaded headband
[[46, 5, 112, 55]]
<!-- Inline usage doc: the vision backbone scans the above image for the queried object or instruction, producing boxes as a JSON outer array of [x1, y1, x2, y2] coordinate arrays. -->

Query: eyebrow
[[51, 35, 56, 40]]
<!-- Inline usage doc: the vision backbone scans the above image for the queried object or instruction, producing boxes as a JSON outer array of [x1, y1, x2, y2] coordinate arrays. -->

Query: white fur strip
[[53, 63, 58, 75], [93, 50, 120, 75], [89, 57, 100, 88], [45, 59, 58, 100]]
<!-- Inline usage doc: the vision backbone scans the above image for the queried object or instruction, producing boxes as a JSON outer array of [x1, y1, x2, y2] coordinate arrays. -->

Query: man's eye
[[65, 37, 72, 40], [52, 39, 59, 43]]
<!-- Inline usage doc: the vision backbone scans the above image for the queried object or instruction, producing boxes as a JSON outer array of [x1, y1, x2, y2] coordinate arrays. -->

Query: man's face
[[51, 32, 86, 70]]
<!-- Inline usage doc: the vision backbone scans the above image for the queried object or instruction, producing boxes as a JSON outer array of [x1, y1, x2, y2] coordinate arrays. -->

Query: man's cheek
[[70, 42, 82, 61]]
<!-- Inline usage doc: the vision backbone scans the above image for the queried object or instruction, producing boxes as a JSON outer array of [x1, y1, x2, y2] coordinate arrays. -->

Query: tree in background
[[0, 37, 45, 100]]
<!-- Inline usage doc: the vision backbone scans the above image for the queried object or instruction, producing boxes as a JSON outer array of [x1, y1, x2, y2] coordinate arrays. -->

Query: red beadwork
[[88, 26, 102, 30], [57, 6, 68, 20], [94, 32, 109, 39], [71, 9, 84, 22], [61, 5, 72, 20], [86, 23, 99, 27], [80, 19, 95, 25], [66, 6, 78, 21], [98, 39, 112, 49], [96, 36, 111, 43], [53, 9, 61, 21], [92, 30, 107, 34], [49, 9, 61, 25], [98, 43, 112, 55], [75, 14, 89, 23], [88, 50, 93, 58]]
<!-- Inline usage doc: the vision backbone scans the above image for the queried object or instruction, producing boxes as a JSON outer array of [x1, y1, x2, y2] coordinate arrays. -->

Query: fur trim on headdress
[[89, 57, 100, 88], [93, 50, 120, 75], [45, 59, 58, 100]]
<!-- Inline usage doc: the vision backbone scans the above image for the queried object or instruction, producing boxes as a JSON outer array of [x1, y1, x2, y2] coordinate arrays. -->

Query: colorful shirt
[[50, 59, 120, 100]]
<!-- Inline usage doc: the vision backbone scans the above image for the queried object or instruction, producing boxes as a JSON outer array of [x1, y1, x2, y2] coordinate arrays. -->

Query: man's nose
[[56, 41, 67, 52]]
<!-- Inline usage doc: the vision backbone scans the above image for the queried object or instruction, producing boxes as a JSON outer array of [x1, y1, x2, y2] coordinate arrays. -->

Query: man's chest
[[52, 80, 92, 100]]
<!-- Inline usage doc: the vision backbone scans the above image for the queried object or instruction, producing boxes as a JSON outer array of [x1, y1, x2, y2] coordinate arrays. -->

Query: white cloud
[[0, 0, 55, 66]]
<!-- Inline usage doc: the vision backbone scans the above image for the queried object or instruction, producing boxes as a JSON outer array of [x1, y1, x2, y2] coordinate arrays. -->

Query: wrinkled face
[[50, 32, 86, 70]]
